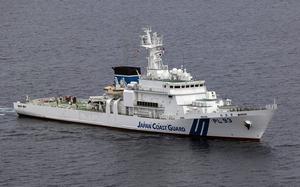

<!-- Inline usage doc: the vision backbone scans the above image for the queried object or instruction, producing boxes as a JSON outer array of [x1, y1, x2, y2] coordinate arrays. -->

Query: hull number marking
[[212, 118, 232, 124]]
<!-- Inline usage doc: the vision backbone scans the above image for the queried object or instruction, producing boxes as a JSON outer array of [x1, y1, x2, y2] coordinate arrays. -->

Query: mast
[[140, 27, 168, 79], [140, 27, 192, 81]]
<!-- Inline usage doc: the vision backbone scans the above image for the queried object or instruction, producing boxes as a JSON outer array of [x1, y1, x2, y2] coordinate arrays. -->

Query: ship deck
[[30, 98, 93, 111]]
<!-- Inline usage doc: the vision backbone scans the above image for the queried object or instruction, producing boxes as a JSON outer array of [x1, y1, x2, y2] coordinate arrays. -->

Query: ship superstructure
[[14, 28, 277, 140]]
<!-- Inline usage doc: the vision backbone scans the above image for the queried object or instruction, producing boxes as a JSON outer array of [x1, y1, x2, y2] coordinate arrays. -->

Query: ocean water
[[1, 0, 300, 186]]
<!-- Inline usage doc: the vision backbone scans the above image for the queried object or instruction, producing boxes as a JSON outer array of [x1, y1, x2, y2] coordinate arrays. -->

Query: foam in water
[[0, 107, 15, 113]]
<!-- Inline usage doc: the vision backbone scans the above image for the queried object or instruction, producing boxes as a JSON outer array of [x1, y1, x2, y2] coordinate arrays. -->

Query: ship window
[[195, 84, 199, 87], [175, 86, 180, 89], [200, 84, 203, 87], [137, 101, 158, 108], [163, 85, 166, 88], [186, 85, 190, 88], [191, 85, 194, 87], [181, 85, 185, 88], [170, 86, 174, 88]]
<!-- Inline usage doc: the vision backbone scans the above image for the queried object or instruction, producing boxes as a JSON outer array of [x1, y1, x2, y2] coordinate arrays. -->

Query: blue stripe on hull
[[189, 119, 199, 136], [189, 118, 210, 137], [197, 119, 204, 135], [201, 119, 210, 136]]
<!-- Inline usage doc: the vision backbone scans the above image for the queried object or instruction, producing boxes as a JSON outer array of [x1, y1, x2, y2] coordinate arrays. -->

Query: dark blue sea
[[1, 0, 300, 186]]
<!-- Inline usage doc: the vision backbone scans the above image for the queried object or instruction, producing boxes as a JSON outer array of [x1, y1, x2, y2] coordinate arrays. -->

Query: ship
[[14, 28, 277, 141]]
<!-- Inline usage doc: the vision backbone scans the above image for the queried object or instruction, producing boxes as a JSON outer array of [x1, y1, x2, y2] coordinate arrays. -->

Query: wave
[[0, 107, 15, 113]]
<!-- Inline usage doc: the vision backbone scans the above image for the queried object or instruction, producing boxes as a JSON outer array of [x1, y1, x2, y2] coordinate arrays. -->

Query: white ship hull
[[14, 102, 274, 140]]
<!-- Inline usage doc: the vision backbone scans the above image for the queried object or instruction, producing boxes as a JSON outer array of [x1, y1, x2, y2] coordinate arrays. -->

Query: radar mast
[[140, 27, 192, 81]]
